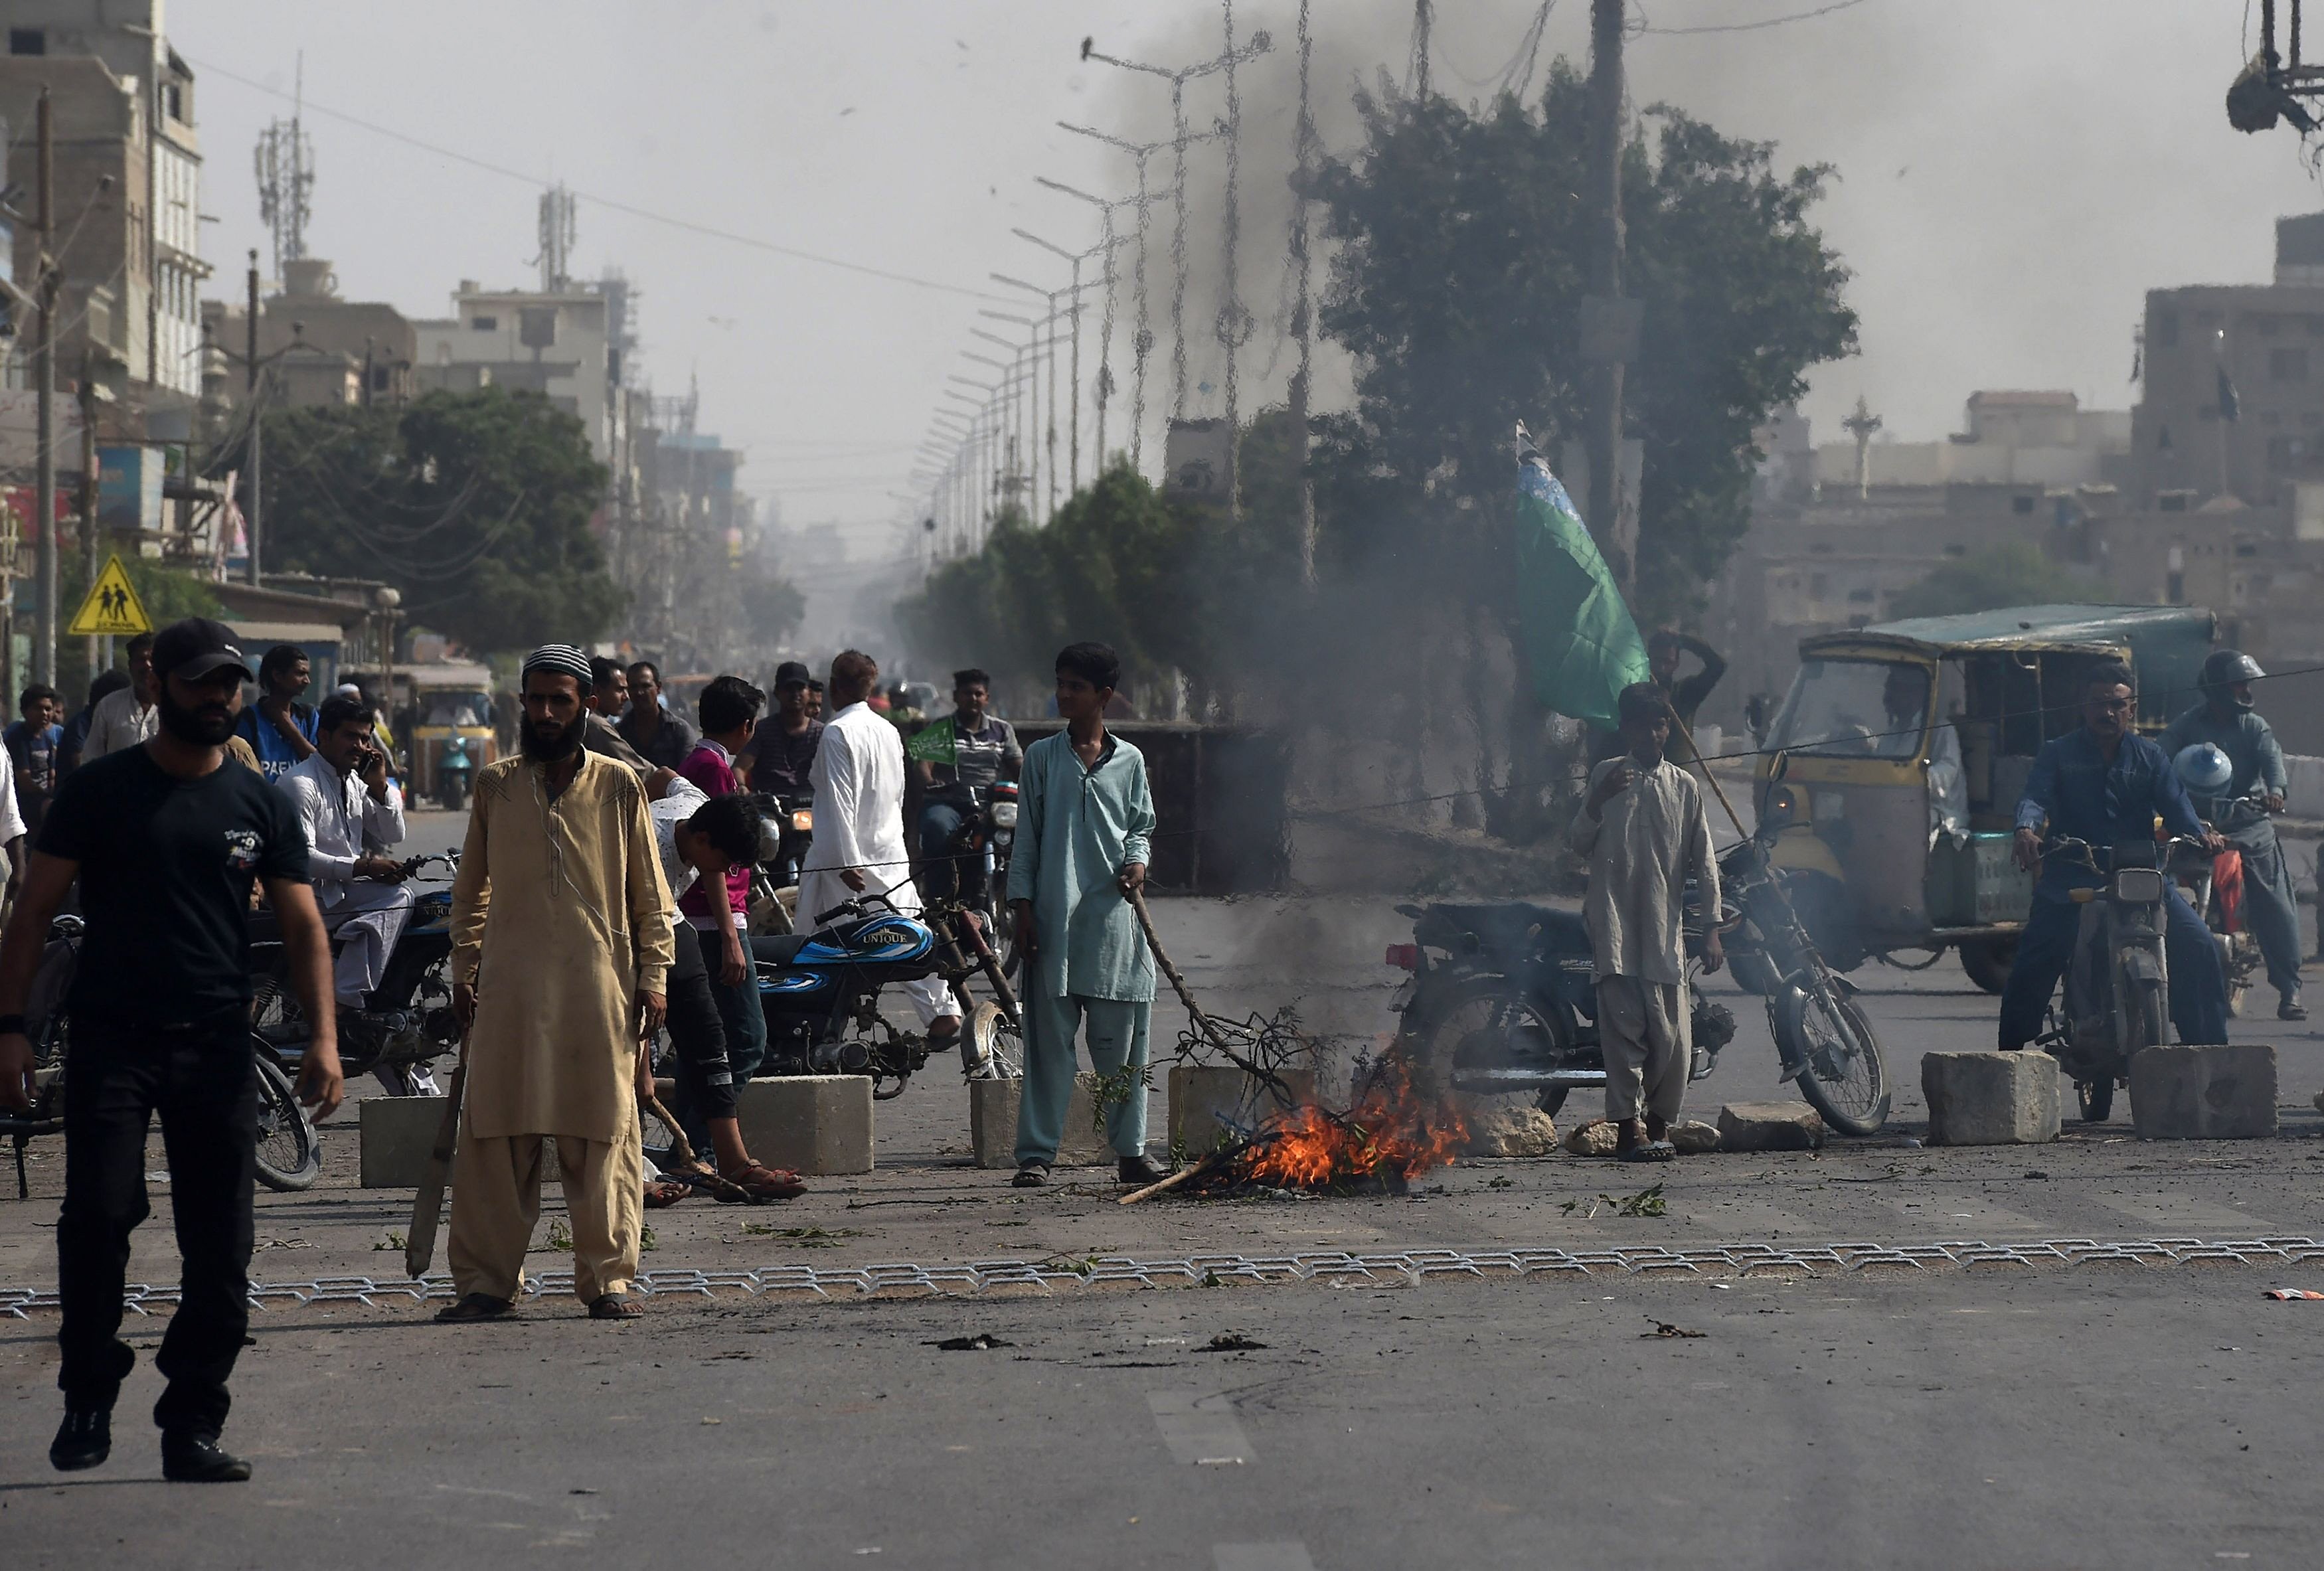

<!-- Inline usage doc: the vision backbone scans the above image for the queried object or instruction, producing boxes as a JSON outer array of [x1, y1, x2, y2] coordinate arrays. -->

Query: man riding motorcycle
[[2000, 660, 2230, 1052], [2161, 649, 2305, 1021]]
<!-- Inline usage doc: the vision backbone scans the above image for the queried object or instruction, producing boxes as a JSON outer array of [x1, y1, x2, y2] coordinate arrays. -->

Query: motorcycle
[[436, 734, 475, 813], [2173, 796, 2268, 1020], [248, 853, 465, 1097], [942, 782, 1020, 975], [1384, 817, 1892, 1137], [4, 915, 321, 1196], [746, 789, 815, 936], [751, 891, 1024, 1099], [2034, 833, 2200, 1122]]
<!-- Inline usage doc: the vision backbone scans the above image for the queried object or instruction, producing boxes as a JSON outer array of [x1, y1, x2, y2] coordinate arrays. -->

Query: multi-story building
[[0, 3, 206, 430], [412, 281, 615, 460], [201, 256, 420, 411]]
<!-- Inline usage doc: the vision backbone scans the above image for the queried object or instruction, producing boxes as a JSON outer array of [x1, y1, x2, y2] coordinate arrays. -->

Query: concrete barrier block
[[733, 1075, 874, 1175], [1922, 1050, 2061, 1145], [1169, 1066, 1316, 1157], [359, 1096, 454, 1188], [968, 1075, 1116, 1169], [1716, 1101, 1825, 1152], [2129, 1044, 2278, 1141]]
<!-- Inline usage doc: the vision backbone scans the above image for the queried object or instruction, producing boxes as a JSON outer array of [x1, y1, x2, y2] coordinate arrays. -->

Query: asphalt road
[[3, 810, 2321, 1566]]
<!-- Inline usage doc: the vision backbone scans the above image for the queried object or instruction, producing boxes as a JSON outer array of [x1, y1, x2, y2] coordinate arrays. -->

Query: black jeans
[[58, 1012, 256, 1436], [663, 926, 737, 1137]]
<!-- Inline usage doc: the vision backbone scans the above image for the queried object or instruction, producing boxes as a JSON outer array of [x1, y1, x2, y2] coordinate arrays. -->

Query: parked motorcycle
[[746, 789, 815, 936], [944, 782, 1021, 976], [752, 892, 1024, 1099], [1385, 817, 1891, 1137], [248, 853, 465, 1096], [4, 916, 321, 1196], [2034, 833, 2200, 1121]]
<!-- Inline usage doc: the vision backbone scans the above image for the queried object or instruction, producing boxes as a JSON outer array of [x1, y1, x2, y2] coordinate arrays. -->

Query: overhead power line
[[188, 56, 1013, 304], [1636, 0, 1876, 35]]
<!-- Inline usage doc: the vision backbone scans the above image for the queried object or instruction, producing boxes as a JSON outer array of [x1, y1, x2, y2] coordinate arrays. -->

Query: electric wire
[[1634, 0, 1877, 36]]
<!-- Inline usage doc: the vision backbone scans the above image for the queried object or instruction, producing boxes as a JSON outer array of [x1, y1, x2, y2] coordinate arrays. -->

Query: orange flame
[[1240, 1058, 1467, 1189]]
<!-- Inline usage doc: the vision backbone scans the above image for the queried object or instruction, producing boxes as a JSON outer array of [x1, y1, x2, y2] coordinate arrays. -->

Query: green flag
[[1514, 452, 1650, 730], [904, 715, 957, 766]]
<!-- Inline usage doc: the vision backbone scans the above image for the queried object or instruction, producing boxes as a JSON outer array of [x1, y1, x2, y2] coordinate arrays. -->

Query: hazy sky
[[175, 1, 2324, 547]]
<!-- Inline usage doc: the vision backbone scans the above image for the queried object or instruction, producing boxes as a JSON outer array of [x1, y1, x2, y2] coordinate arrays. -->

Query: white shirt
[[280, 751, 405, 902], [649, 776, 710, 938], [0, 743, 26, 844], [798, 701, 920, 928], [85, 686, 157, 760]]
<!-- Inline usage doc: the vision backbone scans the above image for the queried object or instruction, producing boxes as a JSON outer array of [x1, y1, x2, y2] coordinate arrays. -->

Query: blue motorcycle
[[752, 893, 1023, 1098]]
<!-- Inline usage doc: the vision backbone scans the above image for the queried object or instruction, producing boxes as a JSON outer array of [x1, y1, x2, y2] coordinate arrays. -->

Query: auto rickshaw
[[1752, 604, 2218, 993], [402, 663, 501, 808]]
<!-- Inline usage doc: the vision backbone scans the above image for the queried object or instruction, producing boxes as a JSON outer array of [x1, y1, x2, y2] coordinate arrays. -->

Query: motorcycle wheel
[[1396, 973, 1574, 1108], [1958, 937, 2015, 996], [1773, 983, 1890, 1136], [252, 1048, 320, 1192]]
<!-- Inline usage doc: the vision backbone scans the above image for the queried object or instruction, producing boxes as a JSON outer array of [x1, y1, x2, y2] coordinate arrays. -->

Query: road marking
[[1149, 1390, 1255, 1463], [1214, 1546, 1316, 1571]]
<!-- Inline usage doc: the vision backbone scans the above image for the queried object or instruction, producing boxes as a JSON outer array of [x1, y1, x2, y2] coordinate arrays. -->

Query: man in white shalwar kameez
[[1570, 682, 1722, 1163], [797, 650, 962, 1055]]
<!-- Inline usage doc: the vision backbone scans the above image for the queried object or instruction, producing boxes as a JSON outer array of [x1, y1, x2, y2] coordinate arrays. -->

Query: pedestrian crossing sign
[[67, 554, 153, 637]]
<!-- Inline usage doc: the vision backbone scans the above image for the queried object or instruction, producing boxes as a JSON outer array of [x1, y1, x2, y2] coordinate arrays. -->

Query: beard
[[157, 687, 236, 746], [519, 710, 582, 762]]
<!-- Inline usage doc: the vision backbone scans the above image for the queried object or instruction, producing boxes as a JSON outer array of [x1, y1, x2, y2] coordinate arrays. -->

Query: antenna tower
[[537, 183, 579, 292], [252, 54, 314, 281]]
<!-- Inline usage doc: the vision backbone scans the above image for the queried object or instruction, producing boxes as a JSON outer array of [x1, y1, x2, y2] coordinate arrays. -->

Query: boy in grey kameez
[[1570, 682, 1722, 1162], [1007, 643, 1164, 1187]]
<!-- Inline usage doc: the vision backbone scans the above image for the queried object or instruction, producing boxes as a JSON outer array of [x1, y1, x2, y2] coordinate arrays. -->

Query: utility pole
[[78, 355, 100, 675], [34, 90, 57, 688], [1585, 0, 1637, 598], [1413, 0, 1434, 99], [1290, 0, 1318, 585], [245, 250, 263, 586]]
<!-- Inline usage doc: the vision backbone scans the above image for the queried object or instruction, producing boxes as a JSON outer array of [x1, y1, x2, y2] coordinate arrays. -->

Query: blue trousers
[[1998, 888, 2229, 1050], [1013, 983, 1152, 1167], [2226, 821, 2305, 1000], [919, 801, 965, 902]]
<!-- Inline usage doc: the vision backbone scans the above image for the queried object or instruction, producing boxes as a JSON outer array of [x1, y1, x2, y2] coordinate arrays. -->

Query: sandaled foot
[[1619, 1140, 1677, 1164], [434, 1293, 515, 1323], [590, 1292, 643, 1320], [1012, 1163, 1050, 1188], [643, 1176, 693, 1208], [720, 1163, 806, 1200]]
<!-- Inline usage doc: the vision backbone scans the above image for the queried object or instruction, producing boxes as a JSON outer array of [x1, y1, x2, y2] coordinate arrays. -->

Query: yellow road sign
[[67, 554, 153, 637]]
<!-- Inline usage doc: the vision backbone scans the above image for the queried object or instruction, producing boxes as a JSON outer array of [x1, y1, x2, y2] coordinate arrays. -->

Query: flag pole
[[1665, 699, 1748, 841]]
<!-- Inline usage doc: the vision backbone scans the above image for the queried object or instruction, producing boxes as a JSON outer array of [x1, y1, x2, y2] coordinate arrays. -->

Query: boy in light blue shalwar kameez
[[1005, 643, 1164, 1187]]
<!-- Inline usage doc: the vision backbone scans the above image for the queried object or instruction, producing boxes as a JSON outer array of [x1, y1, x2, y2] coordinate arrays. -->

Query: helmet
[[2200, 647, 2266, 704], [2175, 742, 2234, 797]]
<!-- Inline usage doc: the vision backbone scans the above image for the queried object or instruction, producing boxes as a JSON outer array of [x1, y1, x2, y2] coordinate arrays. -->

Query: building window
[[163, 82, 185, 122], [2159, 490, 2193, 512], [2272, 346, 2309, 381], [2167, 570, 2185, 604], [8, 28, 42, 54], [2158, 424, 2173, 450], [2012, 494, 2037, 514], [2153, 309, 2179, 348], [469, 315, 498, 332]]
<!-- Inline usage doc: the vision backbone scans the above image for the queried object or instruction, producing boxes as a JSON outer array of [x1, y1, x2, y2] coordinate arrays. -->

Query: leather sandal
[[720, 1163, 806, 1201], [434, 1293, 515, 1323], [589, 1292, 643, 1320]]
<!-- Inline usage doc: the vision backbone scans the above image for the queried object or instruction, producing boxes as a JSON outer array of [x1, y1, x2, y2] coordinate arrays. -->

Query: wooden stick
[[1126, 885, 1289, 1097], [1666, 703, 1750, 841], [1118, 1162, 1206, 1205]]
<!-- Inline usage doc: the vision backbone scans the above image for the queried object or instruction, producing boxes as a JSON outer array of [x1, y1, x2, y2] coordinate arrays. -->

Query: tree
[[1310, 66, 1858, 623], [258, 388, 622, 655], [740, 572, 807, 647], [1888, 544, 2098, 621]]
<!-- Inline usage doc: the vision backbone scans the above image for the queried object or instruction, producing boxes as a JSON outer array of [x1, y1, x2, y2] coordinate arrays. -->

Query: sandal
[[1618, 1140, 1678, 1164], [643, 1176, 693, 1208], [589, 1292, 643, 1320], [434, 1293, 515, 1323], [720, 1163, 806, 1201]]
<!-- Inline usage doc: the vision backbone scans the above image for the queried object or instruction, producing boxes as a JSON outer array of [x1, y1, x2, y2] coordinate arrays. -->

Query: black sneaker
[[1118, 1152, 1171, 1185], [161, 1432, 252, 1483], [2281, 995, 2308, 1023], [49, 1407, 110, 1472]]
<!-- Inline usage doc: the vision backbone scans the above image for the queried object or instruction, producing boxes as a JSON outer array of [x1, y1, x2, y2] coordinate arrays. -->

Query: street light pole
[[246, 250, 264, 587], [34, 90, 56, 687]]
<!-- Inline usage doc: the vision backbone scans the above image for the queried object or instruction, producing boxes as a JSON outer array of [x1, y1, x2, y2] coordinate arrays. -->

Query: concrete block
[[968, 1074, 1117, 1169], [1922, 1050, 2061, 1145], [1169, 1065, 1316, 1157], [1716, 1101, 1825, 1152], [2129, 1044, 2279, 1141], [358, 1096, 455, 1188], [732, 1076, 874, 1175]]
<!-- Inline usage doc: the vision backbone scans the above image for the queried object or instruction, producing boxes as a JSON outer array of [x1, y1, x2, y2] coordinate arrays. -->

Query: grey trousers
[[1598, 975, 1687, 1125], [2227, 821, 2304, 999]]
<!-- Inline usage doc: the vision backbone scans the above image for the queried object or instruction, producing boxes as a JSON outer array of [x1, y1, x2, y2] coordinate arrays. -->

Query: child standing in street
[[1007, 643, 1163, 1187]]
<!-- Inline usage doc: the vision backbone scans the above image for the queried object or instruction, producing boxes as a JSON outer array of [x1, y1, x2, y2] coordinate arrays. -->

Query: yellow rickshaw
[[402, 663, 501, 809], [1752, 604, 2218, 993]]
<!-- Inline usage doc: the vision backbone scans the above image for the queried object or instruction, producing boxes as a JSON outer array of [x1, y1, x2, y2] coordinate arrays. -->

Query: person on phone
[[279, 694, 415, 1087], [1570, 682, 1722, 1162], [1007, 642, 1161, 1189], [0, 618, 341, 1483]]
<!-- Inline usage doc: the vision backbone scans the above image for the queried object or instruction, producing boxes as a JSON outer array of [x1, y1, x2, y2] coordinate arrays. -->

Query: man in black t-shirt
[[738, 659, 825, 796], [0, 618, 341, 1485]]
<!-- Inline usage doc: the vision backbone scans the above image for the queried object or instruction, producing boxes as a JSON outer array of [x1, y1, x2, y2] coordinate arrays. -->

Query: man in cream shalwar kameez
[[1569, 682, 1721, 1161], [797, 651, 959, 1045], [441, 647, 675, 1319]]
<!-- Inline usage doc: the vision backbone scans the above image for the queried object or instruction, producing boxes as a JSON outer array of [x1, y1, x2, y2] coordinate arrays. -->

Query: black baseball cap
[[151, 618, 256, 685], [775, 660, 812, 690]]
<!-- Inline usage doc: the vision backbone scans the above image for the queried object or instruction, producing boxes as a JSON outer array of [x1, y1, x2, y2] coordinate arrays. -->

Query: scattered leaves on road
[[930, 1333, 1013, 1351], [1641, 1319, 1706, 1339], [1198, 1334, 1268, 1352], [742, 1224, 864, 1247], [371, 1231, 406, 1252]]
